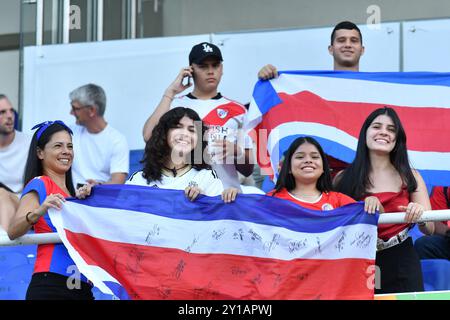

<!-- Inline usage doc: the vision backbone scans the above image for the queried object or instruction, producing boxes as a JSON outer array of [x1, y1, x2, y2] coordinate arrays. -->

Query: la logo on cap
[[202, 43, 213, 53]]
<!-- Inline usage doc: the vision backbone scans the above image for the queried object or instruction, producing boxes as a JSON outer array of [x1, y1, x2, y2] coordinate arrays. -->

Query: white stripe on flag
[[271, 74, 450, 108], [244, 97, 263, 131], [57, 202, 377, 261], [49, 208, 119, 297], [268, 121, 450, 171]]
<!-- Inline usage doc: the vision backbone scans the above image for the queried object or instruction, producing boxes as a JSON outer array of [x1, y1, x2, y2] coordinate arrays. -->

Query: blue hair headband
[[31, 120, 73, 141]]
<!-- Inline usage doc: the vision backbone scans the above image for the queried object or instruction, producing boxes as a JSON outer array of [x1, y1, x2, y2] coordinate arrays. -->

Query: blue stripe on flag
[[104, 281, 130, 300], [278, 70, 450, 87], [68, 185, 378, 233], [252, 80, 283, 116], [418, 170, 450, 189]]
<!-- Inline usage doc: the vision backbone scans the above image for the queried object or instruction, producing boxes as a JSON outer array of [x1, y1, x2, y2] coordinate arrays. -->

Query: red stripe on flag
[[258, 91, 450, 152], [66, 230, 374, 300]]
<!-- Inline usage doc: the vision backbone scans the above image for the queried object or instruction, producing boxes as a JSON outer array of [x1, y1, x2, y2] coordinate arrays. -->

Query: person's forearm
[[433, 221, 449, 236], [419, 221, 435, 236], [142, 92, 174, 142], [105, 173, 127, 185], [8, 207, 42, 240]]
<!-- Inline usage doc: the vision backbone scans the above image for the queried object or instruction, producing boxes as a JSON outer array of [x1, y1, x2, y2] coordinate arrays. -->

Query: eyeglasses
[[71, 104, 90, 112]]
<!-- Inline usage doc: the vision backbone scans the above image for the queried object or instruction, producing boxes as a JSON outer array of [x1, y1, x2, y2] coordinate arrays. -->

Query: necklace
[[162, 164, 191, 177]]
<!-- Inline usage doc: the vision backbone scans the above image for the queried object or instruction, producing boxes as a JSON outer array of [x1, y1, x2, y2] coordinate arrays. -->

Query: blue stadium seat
[[0, 244, 37, 257], [128, 149, 144, 178], [421, 259, 450, 291], [409, 224, 423, 243], [409, 226, 450, 291], [14, 109, 18, 130], [0, 252, 29, 278], [4, 263, 34, 283], [0, 245, 36, 299], [0, 280, 28, 300], [261, 176, 275, 193]]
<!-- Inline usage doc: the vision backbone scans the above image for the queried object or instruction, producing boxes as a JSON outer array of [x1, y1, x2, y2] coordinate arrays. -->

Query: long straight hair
[[23, 123, 75, 196], [272, 136, 333, 196], [334, 107, 417, 200]]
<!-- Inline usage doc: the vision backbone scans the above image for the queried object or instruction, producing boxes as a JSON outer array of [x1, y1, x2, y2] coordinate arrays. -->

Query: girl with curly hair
[[127, 107, 238, 202]]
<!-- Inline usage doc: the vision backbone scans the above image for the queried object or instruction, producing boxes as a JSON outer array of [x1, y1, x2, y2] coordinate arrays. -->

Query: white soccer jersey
[[126, 167, 224, 197], [171, 93, 253, 149]]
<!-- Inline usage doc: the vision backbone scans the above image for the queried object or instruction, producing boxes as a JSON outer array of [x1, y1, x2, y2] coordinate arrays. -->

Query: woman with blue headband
[[8, 120, 94, 300]]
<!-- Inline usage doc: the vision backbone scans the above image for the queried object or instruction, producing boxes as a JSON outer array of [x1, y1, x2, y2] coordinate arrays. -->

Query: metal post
[[130, 0, 137, 39], [51, 0, 59, 44], [86, 0, 93, 42], [97, 0, 104, 41], [0, 232, 61, 246], [62, 0, 70, 44], [137, 0, 143, 38], [399, 22, 404, 72], [36, 0, 44, 46]]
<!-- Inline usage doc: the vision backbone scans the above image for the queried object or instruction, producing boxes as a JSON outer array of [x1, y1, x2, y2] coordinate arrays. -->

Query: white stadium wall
[[22, 19, 450, 150]]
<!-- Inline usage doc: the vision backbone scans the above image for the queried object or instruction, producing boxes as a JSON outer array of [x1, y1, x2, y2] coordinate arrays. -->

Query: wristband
[[26, 211, 38, 225]]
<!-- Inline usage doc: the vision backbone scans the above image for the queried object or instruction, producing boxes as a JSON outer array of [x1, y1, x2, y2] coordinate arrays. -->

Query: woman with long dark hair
[[334, 106, 434, 294], [7, 120, 93, 300], [270, 136, 355, 210], [127, 107, 238, 202]]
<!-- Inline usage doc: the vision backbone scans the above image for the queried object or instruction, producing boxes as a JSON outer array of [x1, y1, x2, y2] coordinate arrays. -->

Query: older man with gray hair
[[69, 83, 129, 188]]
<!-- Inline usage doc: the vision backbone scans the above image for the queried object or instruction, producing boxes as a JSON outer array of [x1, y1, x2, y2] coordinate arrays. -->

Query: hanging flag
[[245, 71, 450, 186], [49, 185, 378, 300]]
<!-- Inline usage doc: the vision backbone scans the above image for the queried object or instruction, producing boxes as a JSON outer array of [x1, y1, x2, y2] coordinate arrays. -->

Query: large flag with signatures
[[49, 185, 378, 300], [245, 71, 450, 186]]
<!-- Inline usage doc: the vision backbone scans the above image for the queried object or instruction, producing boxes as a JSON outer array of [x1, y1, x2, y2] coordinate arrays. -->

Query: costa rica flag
[[245, 71, 450, 186], [49, 185, 378, 300]]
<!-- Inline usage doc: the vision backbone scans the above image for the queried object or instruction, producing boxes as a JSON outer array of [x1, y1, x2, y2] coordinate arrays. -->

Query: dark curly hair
[[141, 107, 210, 182]]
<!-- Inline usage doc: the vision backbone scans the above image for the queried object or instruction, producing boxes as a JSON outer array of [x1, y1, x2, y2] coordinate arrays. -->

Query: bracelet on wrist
[[25, 211, 38, 225], [418, 221, 426, 227]]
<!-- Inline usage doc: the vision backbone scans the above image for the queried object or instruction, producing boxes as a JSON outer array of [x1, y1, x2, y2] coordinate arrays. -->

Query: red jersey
[[21, 176, 87, 282], [269, 188, 356, 211], [365, 188, 411, 241], [430, 186, 450, 227]]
